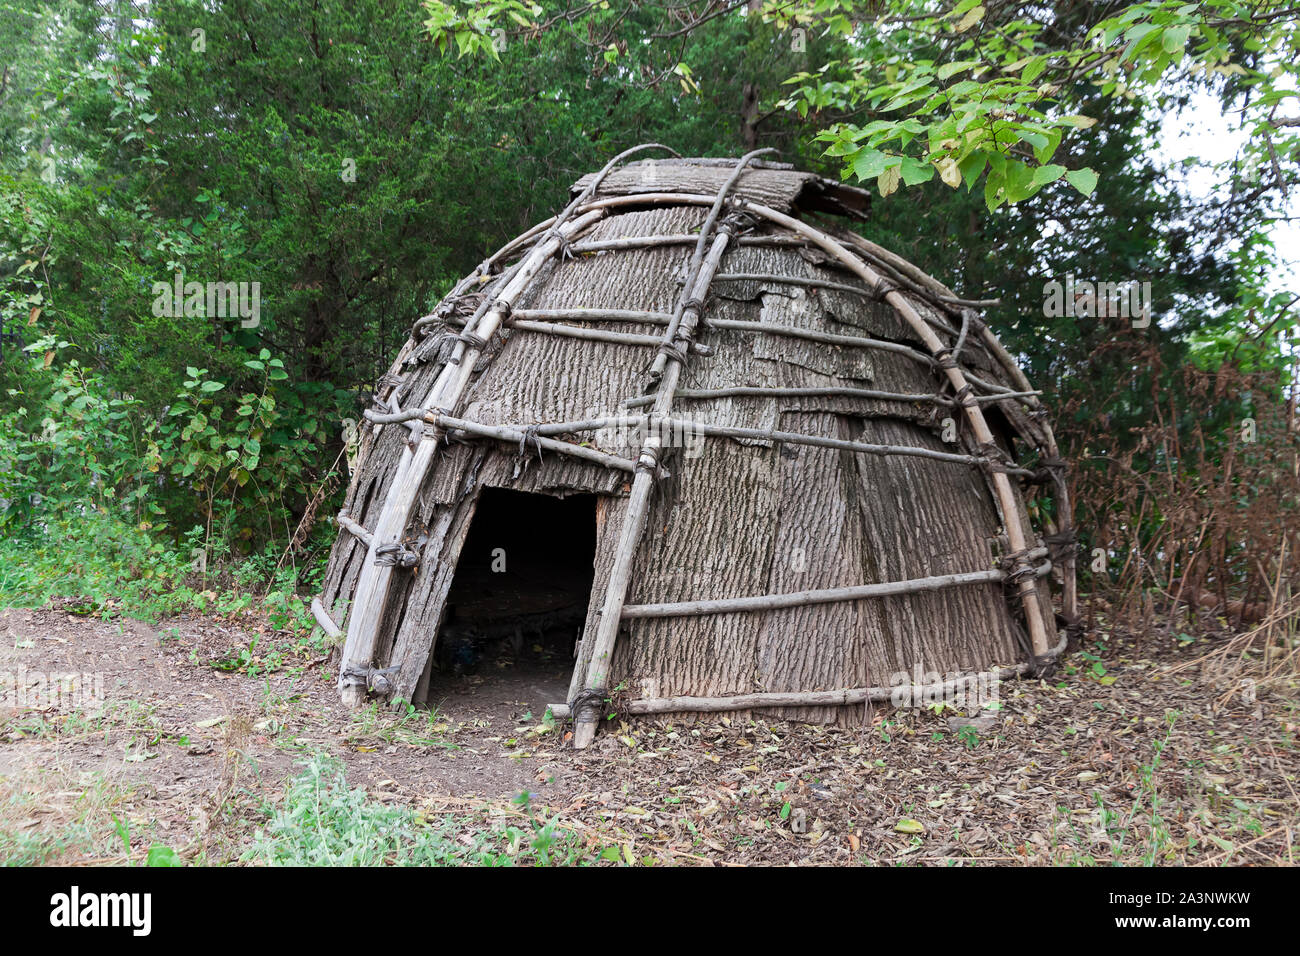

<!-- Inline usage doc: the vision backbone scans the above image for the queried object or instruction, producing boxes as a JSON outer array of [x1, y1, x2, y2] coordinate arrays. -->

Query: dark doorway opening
[[423, 488, 597, 715]]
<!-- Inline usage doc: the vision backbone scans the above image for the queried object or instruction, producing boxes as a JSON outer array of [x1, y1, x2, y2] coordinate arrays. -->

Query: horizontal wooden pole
[[621, 560, 1051, 619], [623, 386, 1040, 407], [366, 408, 1030, 476], [655, 416, 1035, 475], [502, 305, 1016, 397], [547, 632, 1067, 718], [508, 318, 698, 350], [437, 414, 643, 474], [427, 301, 1019, 399], [624, 386, 946, 407], [427, 312, 710, 353], [510, 308, 672, 323], [360, 408, 645, 474], [502, 305, 937, 365], [569, 234, 807, 253]]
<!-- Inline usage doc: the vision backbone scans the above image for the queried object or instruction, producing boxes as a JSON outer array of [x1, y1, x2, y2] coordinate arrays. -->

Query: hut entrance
[[426, 488, 596, 706]]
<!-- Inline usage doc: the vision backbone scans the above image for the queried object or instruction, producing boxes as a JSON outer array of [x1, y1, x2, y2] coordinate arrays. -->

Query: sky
[[1158, 87, 1299, 300]]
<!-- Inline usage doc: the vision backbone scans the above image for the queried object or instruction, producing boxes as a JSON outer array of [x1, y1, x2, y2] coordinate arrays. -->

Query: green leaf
[[954, 5, 985, 33], [199, 381, 225, 392], [1004, 160, 1042, 201], [146, 844, 182, 867], [1163, 25, 1191, 54], [958, 152, 986, 190], [850, 148, 894, 182], [1032, 164, 1067, 187], [895, 818, 925, 834], [937, 60, 979, 81], [877, 164, 901, 197], [900, 156, 934, 186], [1017, 129, 1048, 151], [1031, 128, 1063, 165], [1065, 167, 1099, 196]]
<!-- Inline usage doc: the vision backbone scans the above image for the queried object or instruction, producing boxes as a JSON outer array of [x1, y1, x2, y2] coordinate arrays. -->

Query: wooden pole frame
[[470, 304, 1025, 399], [569, 233, 809, 253], [623, 386, 1041, 407], [620, 560, 1050, 619], [830, 227, 1078, 631], [326, 152, 1073, 732], [364, 408, 1031, 474], [567, 226, 737, 747], [546, 633, 1066, 719], [568, 151, 793, 747], [335, 209, 606, 706], [729, 199, 1054, 659], [335, 145, 687, 707]]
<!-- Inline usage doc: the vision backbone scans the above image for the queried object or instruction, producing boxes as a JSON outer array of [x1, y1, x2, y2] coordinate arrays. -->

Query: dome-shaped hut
[[313, 148, 1077, 748]]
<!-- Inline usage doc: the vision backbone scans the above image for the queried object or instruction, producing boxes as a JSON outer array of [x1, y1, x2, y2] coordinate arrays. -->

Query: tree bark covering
[[319, 185, 1060, 720]]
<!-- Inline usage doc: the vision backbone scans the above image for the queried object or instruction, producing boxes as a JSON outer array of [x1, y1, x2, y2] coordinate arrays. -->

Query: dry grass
[[0, 765, 152, 865], [1172, 593, 1300, 708], [1056, 354, 1299, 637]]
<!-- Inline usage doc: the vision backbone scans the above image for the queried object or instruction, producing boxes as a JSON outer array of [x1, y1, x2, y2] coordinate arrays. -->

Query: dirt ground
[[1, 600, 1296, 865]]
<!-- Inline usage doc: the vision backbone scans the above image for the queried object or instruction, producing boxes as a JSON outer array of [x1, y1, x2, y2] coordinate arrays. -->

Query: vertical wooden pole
[[569, 149, 778, 748], [336, 144, 679, 707], [570, 227, 735, 748], [337, 210, 606, 706]]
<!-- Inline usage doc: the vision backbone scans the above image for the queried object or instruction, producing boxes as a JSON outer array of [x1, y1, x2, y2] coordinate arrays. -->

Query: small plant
[[245, 755, 588, 866], [507, 790, 582, 866], [344, 701, 456, 750]]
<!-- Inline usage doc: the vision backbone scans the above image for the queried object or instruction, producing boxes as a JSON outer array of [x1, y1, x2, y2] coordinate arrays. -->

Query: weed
[[244, 755, 589, 866]]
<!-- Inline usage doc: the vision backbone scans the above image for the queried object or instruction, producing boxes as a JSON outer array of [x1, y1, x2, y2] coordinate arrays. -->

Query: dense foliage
[[0, 0, 1295, 627]]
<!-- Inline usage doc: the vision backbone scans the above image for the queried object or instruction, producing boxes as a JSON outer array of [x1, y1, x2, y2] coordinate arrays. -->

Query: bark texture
[[318, 160, 1062, 723]]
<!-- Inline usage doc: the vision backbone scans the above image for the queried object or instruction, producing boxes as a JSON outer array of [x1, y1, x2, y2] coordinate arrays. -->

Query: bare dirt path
[[1, 603, 1296, 865]]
